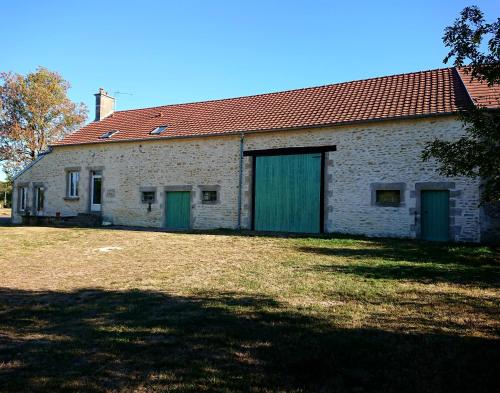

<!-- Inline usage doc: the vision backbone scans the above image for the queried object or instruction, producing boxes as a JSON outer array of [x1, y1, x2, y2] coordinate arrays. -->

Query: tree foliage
[[0, 67, 87, 177], [422, 6, 500, 203], [0, 179, 12, 207], [443, 6, 500, 86], [423, 109, 499, 202], [0, 179, 12, 192]]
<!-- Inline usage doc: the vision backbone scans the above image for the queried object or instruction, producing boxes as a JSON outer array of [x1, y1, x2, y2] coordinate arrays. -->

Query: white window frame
[[67, 171, 79, 197], [90, 171, 102, 212]]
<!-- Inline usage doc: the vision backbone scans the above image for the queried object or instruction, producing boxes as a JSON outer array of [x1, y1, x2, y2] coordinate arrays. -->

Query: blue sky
[[1, 0, 499, 181]]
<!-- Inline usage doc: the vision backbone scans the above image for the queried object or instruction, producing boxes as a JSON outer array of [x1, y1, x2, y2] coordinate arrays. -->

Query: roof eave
[[51, 112, 460, 148]]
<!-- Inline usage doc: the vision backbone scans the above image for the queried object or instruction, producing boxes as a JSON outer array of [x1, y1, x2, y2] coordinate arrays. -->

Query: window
[[99, 130, 119, 139], [141, 191, 156, 204], [35, 186, 45, 211], [150, 125, 167, 135], [371, 182, 405, 207], [202, 190, 217, 203], [67, 171, 79, 197], [376, 190, 401, 205], [91, 171, 102, 210], [19, 186, 28, 211], [199, 185, 220, 205]]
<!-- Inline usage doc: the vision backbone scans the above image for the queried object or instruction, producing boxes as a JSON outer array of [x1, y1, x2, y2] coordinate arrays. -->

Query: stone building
[[11, 67, 500, 242]]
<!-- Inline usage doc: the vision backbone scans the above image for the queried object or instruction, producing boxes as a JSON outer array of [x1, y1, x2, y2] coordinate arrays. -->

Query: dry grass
[[0, 226, 499, 392], [0, 208, 10, 217]]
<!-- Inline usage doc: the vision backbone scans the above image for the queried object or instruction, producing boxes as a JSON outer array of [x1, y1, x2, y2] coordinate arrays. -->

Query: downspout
[[237, 132, 244, 229]]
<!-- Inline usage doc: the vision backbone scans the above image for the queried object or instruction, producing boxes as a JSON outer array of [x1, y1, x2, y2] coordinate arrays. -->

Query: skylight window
[[150, 125, 167, 135], [99, 130, 119, 139]]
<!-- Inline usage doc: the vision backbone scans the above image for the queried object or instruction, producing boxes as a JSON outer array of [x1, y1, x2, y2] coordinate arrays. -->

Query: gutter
[[12, 148, 53, 181], [49, 112, 460, 149]]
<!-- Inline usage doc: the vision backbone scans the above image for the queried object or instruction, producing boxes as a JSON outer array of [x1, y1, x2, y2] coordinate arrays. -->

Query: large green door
[[254, 153, 322, 233], [421, 190, 450, 241], [165, 191, 191, 230]]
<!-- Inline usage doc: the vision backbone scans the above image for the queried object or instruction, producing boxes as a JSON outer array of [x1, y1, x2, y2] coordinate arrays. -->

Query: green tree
[[0, 176, 12, 208], [0, 67, 87, 178], [422, 6, 499, 203]]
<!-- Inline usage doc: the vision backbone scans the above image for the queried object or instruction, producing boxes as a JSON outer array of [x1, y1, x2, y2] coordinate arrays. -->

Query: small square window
[[202, 190, 217, 203], [376, 190, 401, 205], [141, 191, 156, 204]]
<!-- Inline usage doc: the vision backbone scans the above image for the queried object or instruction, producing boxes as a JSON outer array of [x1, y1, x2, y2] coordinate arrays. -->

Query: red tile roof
[[55, 67, 497, 146], [456, 67, 500, 109]]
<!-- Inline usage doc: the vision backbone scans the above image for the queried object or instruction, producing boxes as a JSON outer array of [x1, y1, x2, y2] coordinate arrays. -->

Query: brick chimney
[[94, 88, 115, 121]]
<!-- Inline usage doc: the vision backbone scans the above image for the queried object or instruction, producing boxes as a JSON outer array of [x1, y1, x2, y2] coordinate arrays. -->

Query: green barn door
[[254, 153, 322, 233], [165, 191, 191, 230], [421, 190, 450, 241]]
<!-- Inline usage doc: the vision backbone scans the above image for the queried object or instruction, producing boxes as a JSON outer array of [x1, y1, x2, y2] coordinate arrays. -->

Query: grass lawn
[[0, 226, 498, 392]]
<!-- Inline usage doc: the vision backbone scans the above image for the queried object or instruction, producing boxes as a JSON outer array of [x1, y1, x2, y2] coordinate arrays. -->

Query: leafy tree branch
[[0, 67, 87, 177], [423, 6, 499, 203]]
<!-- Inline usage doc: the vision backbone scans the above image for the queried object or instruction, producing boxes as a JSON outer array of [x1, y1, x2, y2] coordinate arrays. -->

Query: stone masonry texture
[[13, 116, 486, 242]]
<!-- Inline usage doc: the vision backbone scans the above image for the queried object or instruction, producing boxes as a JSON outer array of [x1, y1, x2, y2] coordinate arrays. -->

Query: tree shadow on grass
[[299, 242, 500, 287], [0, 288, 498, 393], [0, 216, 11, 226]]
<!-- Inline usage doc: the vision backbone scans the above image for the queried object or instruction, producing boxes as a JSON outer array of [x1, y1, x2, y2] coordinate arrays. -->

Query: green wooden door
[[165, 191, 191, 229], [254, 153, 321, 233], [421, 190, 450, 241]]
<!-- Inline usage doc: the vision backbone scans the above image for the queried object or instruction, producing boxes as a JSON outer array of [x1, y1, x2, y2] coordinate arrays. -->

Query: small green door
[[421, 190, 450, 241], [254, 153, 321, 233], [165, 191, 191, 230]]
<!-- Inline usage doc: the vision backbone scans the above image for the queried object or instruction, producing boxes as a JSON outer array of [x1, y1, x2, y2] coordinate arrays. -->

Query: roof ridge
[[113, 67, 456, 114], [57, 65, 488, 147]]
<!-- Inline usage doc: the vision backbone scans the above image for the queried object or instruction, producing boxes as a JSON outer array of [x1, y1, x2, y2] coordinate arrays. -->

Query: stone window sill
[[63, 196, 80, 201], [375, 203, 404, 208]]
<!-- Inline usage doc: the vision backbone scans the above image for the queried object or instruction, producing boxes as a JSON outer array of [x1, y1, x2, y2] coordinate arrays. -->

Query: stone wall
[[241, 116, 481, 242], [12, 115, 486, 242], [12, 136, 241, 229]]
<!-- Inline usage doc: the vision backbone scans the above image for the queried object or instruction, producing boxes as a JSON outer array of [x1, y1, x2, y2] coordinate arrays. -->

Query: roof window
[[150, 125, 168, 135], [99, 130, 119, 139]]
